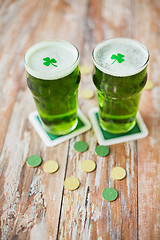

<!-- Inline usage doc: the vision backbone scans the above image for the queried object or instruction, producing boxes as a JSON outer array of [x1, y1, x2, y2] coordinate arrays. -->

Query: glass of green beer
[[92, 38, 149, 134], [24, 40, 80, 135]]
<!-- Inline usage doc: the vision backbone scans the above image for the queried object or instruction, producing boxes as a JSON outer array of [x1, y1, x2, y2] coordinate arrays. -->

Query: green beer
[[24, 40, 80, 135], [92, 38, 149, 134]]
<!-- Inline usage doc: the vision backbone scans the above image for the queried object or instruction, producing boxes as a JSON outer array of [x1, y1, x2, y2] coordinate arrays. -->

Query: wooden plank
[[0, 0, 45, 152], [0, 0, 89, 239], [134, 0, 160, 239], [58, 0, 138, 239], [0, 88, 70, 240], [58, 137, 138, 239]]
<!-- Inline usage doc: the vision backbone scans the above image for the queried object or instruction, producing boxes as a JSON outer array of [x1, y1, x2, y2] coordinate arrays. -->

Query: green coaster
[[27, 155, 42, 167], [89, 108, 148, 145], [102, 188, 118, 201], [28, 109, 91, 147], [74, 141, 88, 152], [95, 145, 110, 157]]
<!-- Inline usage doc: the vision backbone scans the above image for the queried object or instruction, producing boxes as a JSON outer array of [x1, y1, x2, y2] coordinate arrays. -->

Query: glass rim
[[24, 39, 79, 80], [92, 38, 150, 77]]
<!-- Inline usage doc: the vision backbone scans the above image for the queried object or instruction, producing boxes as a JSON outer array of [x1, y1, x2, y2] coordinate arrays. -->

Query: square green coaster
[[29, 109, 91, 147], [89, 108, 148, 145]]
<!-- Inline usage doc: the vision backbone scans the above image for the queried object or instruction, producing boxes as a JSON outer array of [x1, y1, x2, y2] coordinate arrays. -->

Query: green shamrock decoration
[[111, 53, 125, 64], [43, 57, 58, 67]]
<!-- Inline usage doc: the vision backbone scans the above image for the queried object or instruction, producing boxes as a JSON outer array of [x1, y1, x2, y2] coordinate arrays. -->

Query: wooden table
[[0, 0, 160, 239]]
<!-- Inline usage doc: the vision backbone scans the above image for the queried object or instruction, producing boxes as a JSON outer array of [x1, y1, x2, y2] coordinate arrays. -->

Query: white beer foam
[[93, 38, 149, 77], [24, 40, 79, 80]]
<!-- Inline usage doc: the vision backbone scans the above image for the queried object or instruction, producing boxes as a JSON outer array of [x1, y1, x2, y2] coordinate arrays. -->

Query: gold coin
[[81, 159, 96, 172], [80, 65, 92, 75], [111, 167, 126, 180], [43, 160, 59, 173], [64, 177, 80, 191], [144, 81, 154, 90], [81, 89, 94, 99]]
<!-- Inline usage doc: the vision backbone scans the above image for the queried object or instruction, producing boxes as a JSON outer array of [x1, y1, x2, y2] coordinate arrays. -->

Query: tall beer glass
[[24, 40, 80, 135], [92, 38, 149, 134]]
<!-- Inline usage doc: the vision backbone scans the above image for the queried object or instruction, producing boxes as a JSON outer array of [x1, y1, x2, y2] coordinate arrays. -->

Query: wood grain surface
[[0, 0, 160, 239]]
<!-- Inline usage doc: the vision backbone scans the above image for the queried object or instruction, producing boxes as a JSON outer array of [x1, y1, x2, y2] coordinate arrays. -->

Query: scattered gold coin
[[81, 159, 96, 172], [81, 89, 94, 99], [111, 167, 126, 180], [43, 160, 59, 173], [144, 81, 154, 90], [64, 177, 80, 191], [80, 65, 92, 75]]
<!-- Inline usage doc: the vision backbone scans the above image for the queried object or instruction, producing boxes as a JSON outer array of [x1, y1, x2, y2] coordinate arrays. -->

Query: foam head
[[92, 38, 149, 77], [24, 40, 79, 80]]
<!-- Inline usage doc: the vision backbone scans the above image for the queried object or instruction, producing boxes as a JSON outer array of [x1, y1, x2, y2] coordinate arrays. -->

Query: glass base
[[100, 118, 136, 134], [42, 118, 78, 136]]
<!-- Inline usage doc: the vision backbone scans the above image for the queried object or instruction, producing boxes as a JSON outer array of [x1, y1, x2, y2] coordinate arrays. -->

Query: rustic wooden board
[[135, 0, 160, 239], [58, 0, 139, 239], [0, 0, 88, 239], [0, 0, 160, 240]]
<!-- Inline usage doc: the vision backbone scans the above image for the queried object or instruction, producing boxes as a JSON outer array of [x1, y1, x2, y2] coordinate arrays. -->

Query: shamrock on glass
[[111, 53, 124, 64], [92, 38, 149, 134], [43, 57, 58, 67], [24, 40, 80, 136]]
